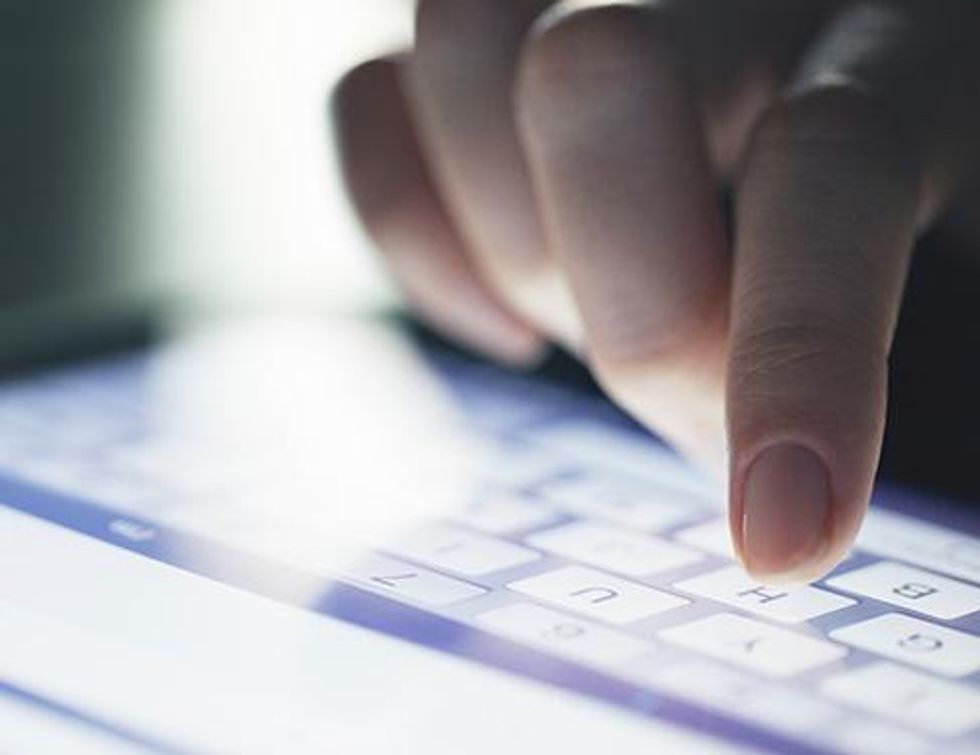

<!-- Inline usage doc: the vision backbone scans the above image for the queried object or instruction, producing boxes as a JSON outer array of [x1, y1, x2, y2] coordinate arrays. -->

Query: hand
[[333, 0, 980, 582]]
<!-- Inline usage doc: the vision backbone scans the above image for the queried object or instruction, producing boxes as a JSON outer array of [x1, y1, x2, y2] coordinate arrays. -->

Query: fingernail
[[740, 443, 831, 579]]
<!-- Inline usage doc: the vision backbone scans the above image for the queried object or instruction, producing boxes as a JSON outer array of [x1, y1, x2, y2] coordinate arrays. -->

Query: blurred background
[[1, 0, 410, 364], [2, 0, 979, 500]]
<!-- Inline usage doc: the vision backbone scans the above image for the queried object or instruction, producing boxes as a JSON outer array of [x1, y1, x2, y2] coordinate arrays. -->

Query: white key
[[476, 602, 649, 666], [659, 613, 846, 677], [675, 566, 855, 623], [821, 662, 980, 737], [830, 613, 980, 677], [537, 474, 704, 531], [508, 566, 688, 624], [858, 508, 980, 585], [825, 561, 980, 620], [453, 495, 557, 535], [645, 661, 839, 735], [527, 522, 703, 577], [673, 519, 736, 559], [388, 524, 540, 576], [339, 554, 487, 606]]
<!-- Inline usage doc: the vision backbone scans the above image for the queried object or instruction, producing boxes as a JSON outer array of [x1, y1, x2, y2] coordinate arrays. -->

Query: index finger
[[727, 2, 971, 581]]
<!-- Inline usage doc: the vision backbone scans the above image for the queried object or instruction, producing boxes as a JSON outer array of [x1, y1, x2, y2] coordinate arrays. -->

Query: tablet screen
[[1, 317, 977, 754]]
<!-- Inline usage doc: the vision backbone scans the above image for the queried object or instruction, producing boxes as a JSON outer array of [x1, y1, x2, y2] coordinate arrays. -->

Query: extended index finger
[[728, 2, 978, 581]]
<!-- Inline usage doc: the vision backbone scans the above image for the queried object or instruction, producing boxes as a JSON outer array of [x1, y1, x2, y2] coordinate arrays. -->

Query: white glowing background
[[148, 0, 412, 312], [143, 316, 487, 546], [130, 2, 487, 562]]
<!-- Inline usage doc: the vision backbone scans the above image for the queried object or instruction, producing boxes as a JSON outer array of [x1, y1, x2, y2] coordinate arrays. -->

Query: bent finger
[[334, 58, 543, 364], [410, 0, 581, 345], [517, 3, 730, 469]]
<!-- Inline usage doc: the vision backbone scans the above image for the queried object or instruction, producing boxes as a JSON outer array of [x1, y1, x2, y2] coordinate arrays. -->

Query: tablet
[[0, 316, 977, 754]]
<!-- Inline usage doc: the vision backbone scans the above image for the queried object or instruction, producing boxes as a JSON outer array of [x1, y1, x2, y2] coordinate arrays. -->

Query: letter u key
[[570, 586, 620, 604]]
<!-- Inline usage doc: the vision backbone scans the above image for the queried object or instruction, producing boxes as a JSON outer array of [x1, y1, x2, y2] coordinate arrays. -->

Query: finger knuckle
[[414, 0, 512, 88], [746, 83, 913, 169], [416, 0, 493, 38], [416, 0, 540, 75], [520, 3, 677, 114], [730, 315, 888, 403]]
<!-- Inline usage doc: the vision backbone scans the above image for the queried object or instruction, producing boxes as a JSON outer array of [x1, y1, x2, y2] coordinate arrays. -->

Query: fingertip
[[466, 320, 549, 369], [412, 285, 549, 369], [733, 442, 834, 583]]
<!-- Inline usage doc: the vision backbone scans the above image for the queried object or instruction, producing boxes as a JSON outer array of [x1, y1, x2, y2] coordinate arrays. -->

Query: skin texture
[[333, 0, 980, 583]]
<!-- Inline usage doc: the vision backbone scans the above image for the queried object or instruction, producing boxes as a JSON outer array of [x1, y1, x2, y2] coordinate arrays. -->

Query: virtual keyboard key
[[476, 602, 649, 666], [830, 613, 980, 677], [527, 522, 702, 577], [676, 566, 855, 623], [826, 561, 980, 620], [509, 566, 688, 624], [389, 524, 540, 576], [659, 613, 846, 678]]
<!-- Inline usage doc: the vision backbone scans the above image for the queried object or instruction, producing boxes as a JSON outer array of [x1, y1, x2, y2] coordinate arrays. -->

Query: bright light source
[[149, 0, 412, 312]]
